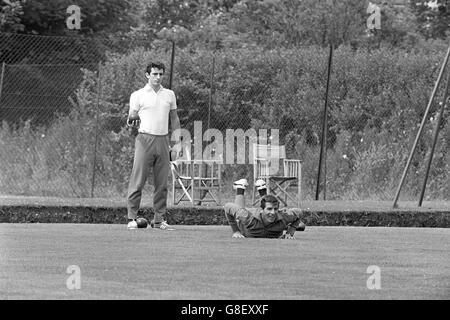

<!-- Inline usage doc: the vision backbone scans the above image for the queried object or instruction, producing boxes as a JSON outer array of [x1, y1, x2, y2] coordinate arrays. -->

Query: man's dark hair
[[146, 62, 166, 74], [260, 195, 279, 209]]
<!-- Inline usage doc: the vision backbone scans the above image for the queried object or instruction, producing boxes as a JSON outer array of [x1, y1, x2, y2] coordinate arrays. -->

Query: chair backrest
[[172, 160, 221, 181], [253, 144, 286, 178], [170, 144, 192, 178], [253, 144, 286, 161], [173, 143, 191, 161], [171, 160, 193, 178], [283, 159, 302, 178], [192, 160, 221, 181]]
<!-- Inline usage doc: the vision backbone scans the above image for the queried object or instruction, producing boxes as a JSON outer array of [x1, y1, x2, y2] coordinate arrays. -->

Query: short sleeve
[[279, 208, 302, 228], [170, 90, 177, 110], [129, 91, 140, 114]]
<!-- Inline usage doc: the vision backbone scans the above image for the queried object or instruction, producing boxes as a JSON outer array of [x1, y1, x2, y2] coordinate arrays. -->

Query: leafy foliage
[[20, 0, 135, 35], [410, 0, 450, 39], [0, 0, 25, 32], [51, 43, 447, 200]]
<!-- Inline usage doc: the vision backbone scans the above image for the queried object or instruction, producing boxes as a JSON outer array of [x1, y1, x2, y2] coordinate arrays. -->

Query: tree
[[361, 1, 420, 50], [20, 0, 135, 35], [194, 0, 423, 50], [0, 0, 25, 32], [410, 0, 450, 39], [127, 0, 239, 46], [216, 0, 375, 48]]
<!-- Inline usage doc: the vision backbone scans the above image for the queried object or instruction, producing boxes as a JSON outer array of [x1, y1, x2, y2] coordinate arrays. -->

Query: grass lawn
[[1, 224, 449, 300]]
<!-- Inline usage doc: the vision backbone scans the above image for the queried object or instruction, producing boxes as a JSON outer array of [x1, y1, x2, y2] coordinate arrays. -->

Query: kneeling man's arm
[[281, 208, 305, 236], [224, 203, 252, 238]]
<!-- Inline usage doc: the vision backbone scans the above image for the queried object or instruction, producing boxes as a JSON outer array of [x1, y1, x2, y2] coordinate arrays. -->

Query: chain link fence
[[0, 32, 449, 202]]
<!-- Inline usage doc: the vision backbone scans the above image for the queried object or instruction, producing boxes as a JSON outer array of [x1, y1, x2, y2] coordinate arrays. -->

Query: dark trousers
[[127, 133, 169, 223]]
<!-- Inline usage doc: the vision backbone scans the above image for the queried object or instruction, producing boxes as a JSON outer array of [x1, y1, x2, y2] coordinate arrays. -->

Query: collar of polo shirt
[[144, 83, 163, 92]]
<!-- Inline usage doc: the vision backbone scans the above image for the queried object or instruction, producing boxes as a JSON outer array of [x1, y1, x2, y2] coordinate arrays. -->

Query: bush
[[1, 44, 449, 201]]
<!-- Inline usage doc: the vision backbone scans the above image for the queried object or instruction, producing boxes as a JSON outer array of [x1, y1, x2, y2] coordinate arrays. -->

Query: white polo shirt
[[129, 84, 177, 135]]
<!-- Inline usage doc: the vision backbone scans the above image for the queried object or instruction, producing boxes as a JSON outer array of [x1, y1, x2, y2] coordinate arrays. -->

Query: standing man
[[127, 62, 181, 230]]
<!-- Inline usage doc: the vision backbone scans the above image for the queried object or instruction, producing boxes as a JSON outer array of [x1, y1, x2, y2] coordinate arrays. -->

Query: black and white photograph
[[0, 0, 449, 310]]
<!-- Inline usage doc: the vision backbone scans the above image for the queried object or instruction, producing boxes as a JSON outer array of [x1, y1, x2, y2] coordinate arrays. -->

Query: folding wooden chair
[[171, 159, 222, 206], [171, 160, 194, 205], [252, 143, 302, 208]]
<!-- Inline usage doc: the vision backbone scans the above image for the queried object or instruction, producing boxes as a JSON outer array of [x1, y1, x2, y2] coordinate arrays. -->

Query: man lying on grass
[[224, 179, 306, 239]]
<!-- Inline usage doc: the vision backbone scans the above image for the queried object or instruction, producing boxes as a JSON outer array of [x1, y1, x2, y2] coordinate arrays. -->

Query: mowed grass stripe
[[0, 224, 449, 299]]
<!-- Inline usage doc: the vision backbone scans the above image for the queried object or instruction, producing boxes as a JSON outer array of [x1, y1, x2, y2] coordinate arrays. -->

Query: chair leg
[[191, 177, 194, 205], [298, 167, 302, 208], [218, 180, 221, 206], [252, 185, 255, 207], [284, 189, 287, 208], [172, 179, 175, 205]]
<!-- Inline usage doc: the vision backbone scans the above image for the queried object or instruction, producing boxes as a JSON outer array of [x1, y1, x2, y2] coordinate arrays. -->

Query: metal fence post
[[392, 44, 450, 208], [418, 71, 450, 207], [315, 43, 333, 201], [207, 53, 215, 130], [0, 62, 5, 122], [91, 62, 102, 198], [169, 40, 175, 89]]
